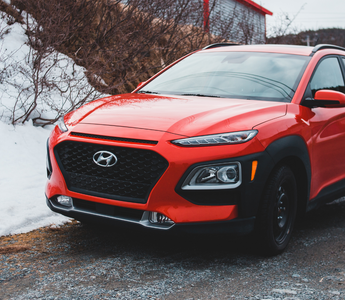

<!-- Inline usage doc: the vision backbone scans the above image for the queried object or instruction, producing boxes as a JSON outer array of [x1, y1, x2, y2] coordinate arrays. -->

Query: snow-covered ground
[[0, 9, 105, 236], [0, 121, 70, 236]]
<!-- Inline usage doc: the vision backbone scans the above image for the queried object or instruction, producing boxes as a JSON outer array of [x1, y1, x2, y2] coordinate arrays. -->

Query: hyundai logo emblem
[[93, 151, 118, 167]]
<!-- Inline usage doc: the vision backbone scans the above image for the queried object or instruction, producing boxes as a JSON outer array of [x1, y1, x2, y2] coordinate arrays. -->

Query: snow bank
[[0, 10, 107, 236], [0, 12, 103, 125], [0, 121, 70, 236]]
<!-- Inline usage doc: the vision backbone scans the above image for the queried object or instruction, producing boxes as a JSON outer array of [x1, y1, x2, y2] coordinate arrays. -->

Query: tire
[[256, 165, 297, 256]]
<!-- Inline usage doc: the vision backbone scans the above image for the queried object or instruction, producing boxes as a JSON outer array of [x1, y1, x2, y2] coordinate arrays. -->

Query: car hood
[[66, 93, 287, 137]]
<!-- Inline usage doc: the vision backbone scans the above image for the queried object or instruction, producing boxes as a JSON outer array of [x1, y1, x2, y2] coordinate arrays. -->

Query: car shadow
[[54, 199, 345, 266]]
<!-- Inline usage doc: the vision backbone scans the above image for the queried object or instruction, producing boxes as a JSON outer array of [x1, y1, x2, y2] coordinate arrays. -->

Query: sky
[[259, 0, 345, 36]]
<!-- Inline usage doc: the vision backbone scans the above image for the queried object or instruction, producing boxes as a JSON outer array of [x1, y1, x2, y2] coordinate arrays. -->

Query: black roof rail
[[311, 44, 345, 55], [202, 43, 240, 50]]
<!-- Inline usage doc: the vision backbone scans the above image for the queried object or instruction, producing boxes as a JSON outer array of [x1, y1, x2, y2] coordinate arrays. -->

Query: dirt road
[[1, 200, 345, 299]]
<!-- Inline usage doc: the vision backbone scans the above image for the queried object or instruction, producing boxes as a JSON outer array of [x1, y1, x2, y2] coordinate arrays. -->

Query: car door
[[306, 55, 345, 200]]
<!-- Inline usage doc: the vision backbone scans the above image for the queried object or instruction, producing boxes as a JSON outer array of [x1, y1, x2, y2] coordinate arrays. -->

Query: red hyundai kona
[[46, 44, 345, 255]]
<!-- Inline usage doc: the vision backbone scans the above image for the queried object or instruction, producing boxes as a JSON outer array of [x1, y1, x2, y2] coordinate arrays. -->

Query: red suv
[[46, 44, 345, 255]]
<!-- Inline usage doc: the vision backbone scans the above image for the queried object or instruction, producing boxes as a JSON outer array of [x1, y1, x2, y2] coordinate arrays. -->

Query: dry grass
[[0, 245, 31, 254]]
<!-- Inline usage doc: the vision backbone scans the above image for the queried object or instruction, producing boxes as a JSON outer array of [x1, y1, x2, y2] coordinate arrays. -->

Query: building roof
[[235, 0, 273, 16]]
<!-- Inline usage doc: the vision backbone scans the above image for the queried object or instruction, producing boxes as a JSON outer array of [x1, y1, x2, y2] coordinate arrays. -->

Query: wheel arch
[[264, 135, 311, 216]]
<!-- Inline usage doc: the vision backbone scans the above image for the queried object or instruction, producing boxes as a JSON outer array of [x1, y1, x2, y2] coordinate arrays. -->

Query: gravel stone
[[1, 201, 345, 299]]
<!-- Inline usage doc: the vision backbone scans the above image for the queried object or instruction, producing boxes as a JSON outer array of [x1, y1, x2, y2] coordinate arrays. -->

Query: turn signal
[[251, 161, 258, 181]]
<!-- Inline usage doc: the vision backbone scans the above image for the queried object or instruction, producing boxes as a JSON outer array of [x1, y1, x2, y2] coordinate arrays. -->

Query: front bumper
[[46, 124, 275, 233], [46, 196, 256, 235]]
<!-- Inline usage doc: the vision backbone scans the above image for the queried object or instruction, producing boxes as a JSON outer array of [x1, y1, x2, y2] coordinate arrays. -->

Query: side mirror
[[303, 90, 345, 108]]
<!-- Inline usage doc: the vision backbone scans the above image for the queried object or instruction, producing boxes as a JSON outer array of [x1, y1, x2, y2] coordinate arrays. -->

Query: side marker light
[[251, 161, 258, 181]]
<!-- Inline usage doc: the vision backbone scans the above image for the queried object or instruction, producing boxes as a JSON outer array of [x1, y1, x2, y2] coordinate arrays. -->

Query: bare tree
[[10, 0, 229, 94], [267, 4, 306, 44], [3, 0, 261, 125], [0, 10, 102, 125]]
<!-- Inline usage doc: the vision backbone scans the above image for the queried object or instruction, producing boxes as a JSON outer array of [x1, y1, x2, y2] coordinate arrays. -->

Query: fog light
[[149, 212, 174, 225], [56, 196, 73, 207]]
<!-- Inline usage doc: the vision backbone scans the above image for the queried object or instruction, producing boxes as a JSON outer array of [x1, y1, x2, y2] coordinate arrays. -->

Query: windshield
[[138, 52, 309, 102]]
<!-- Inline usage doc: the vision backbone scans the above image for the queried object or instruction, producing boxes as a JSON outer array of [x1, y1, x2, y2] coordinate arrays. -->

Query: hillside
[[0, 0, 229, 125], [7, 0, 225, 95], [267, 28, 345, 47]]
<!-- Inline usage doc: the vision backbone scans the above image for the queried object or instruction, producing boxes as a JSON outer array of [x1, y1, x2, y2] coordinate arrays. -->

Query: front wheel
[[256, 165, 297, 255]]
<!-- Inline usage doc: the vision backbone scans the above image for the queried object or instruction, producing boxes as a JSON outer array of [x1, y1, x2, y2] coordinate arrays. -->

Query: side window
[[310, 57, 345, 97]]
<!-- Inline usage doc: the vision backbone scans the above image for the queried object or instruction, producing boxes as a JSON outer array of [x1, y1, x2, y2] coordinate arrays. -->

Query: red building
[[203, 0, 272, 43]]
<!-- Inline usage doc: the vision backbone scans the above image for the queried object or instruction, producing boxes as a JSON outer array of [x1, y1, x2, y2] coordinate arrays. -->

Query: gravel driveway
[[1, 199, 345, 300]]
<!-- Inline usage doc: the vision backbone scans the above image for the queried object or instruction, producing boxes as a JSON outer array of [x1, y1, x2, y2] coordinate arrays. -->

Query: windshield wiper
[[137, 90, 160, 94], [179, 93, 221, 98]]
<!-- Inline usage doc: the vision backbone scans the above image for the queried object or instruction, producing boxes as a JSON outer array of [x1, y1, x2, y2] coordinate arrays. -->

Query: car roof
[[201, 44, 345, 56]]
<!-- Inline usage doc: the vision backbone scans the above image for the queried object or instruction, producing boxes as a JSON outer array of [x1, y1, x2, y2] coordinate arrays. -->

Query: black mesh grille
[[54, 141, 169, 203]]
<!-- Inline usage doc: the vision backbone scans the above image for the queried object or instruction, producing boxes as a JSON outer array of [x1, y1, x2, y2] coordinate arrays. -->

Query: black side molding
[[307, 178, 345, 212], [302, 98, 340, 108]]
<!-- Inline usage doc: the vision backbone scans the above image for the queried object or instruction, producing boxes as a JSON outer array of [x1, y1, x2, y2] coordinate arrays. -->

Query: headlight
[[46, 154, 51, 177], [57, 117, 68, 133], [171, 130, 258, 146], [181, 162, 241, 190], [46, 139, 52, 178]]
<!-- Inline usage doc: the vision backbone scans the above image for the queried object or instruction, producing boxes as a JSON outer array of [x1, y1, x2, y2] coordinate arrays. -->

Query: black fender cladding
[[240, 136, 311, 217]]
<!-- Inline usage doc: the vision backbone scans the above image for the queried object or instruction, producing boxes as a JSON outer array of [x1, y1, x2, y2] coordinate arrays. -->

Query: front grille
[[54, 141, 169, 203]]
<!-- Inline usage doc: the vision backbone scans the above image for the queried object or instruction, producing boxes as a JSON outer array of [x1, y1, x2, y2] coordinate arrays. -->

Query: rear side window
[[310, 57, 345, 97]]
